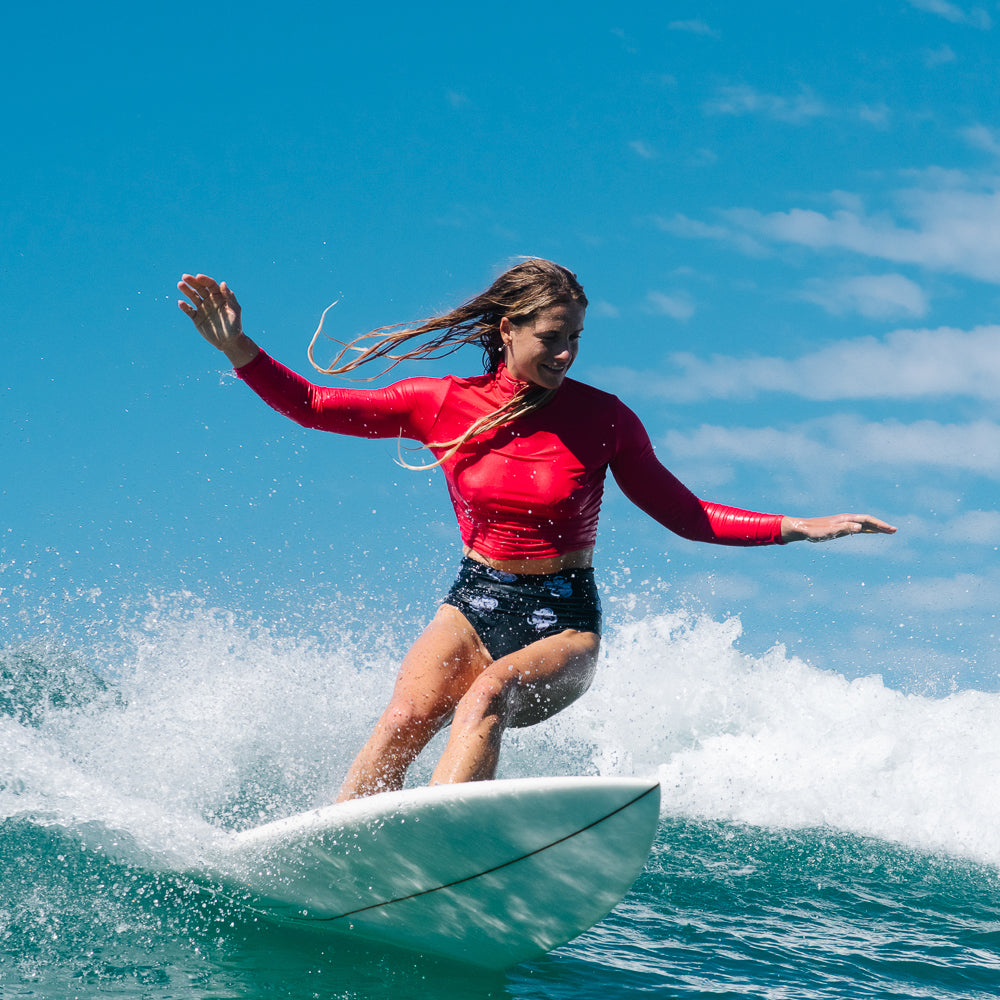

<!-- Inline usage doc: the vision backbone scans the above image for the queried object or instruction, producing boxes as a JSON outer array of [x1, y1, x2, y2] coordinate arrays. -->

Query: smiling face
[[499, 301, 586, 389]]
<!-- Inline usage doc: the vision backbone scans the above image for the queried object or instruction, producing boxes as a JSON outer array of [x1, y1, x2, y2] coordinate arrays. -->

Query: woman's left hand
[[781, 514, 898, 543]]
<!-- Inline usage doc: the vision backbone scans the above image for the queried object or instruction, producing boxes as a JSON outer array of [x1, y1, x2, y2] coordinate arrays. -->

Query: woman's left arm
[[780, 514, 897, 543], [609, 401, 897, 546]]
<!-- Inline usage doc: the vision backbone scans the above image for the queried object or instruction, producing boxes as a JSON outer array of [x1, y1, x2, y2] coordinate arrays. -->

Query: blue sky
[[4, 0, 999, 691]]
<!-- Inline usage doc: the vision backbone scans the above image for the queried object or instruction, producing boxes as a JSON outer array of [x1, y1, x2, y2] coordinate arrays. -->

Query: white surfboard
[[214, 776, 660, 969]]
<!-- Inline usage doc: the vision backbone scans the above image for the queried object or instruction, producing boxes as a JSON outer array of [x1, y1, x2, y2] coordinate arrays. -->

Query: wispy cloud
[[610, 27, 638, 54], [662, 416, 1000, 478], [603, 325, 1000, 402], [797, 273, 929, 320], [703, 84, 829, 124], [654, 213, 769, 257], [629, 140, 657, 160], [858, 103, 892, 128], [924, 43, 957, 66], [962, 124, 1000, 157], [667, 172, 1000, 284], [668, 19, 718, 37], [939, 510, 1000, 544], [905, 0, 992, 29], [879, 572, 1000, 613], [704, 84, 893, 129], [645, 291, 696, 321]]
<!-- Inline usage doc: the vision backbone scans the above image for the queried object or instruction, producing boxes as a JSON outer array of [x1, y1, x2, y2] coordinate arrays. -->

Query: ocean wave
[[2, 596, 998, 871]]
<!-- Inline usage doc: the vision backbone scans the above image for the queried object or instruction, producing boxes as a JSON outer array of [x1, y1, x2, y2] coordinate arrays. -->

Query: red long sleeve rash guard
[[236, 352, 785, 560]]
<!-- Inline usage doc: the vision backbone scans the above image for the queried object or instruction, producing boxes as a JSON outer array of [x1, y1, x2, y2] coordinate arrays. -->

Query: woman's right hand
[[177, 273, 260, 367]]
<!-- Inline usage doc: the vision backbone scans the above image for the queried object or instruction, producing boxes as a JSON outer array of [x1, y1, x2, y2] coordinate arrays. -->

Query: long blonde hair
[[308, 259, 588, 468]]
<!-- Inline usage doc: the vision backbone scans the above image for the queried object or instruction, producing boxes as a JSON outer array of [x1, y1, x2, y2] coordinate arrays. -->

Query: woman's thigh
[[458, 627, 601, 729], [391, 603, 599, 732], [384, 603, 494, 726]]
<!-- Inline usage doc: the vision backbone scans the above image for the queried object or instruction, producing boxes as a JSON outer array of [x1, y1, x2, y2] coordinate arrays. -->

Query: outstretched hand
[[178, 274, 260, 367], [781, 514, 897, 543]]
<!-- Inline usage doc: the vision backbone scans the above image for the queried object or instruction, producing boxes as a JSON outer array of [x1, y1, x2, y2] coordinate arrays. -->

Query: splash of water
[[2, 594, 999, 872]]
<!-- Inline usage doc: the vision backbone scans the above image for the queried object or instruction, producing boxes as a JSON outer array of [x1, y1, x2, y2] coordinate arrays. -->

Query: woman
[[178, 261, 896, 801]]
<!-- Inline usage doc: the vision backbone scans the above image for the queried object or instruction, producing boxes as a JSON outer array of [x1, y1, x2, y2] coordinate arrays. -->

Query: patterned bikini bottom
[[442, 557, 602, 661]]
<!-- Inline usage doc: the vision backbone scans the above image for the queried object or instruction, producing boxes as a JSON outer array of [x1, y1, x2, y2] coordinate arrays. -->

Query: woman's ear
[[499, 316, 512, 349]]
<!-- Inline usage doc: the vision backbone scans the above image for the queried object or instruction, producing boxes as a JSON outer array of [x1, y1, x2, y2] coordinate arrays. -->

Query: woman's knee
[[506, 631, 600, 727], [451, 671, 516, 731]]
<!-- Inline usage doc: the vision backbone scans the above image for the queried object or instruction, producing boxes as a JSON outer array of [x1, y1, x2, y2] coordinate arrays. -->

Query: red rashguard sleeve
[[610, 403, 785, 546], [234, 350, 442, 441]]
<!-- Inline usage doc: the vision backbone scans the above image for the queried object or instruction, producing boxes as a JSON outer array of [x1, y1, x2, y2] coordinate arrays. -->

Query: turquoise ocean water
[[3, 596, 1000, 998]]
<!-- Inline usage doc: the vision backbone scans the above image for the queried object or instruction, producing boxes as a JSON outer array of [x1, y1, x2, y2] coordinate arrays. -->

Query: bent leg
[[429, 629, 600, 786], [336, 604, 492, 801]]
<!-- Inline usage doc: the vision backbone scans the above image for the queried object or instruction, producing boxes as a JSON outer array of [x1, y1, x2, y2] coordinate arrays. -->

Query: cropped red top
[[236, 352, 785, 559]]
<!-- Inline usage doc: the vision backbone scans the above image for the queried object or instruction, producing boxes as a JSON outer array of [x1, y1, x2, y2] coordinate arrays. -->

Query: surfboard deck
[[212, 776, 660, 969]]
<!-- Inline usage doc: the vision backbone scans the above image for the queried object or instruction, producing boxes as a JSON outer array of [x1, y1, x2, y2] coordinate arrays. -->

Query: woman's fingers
[[807, 514, 898, 542], [854, 515, 897, 534], [177, 273, 244, 350], [783, 513, 898, 543]]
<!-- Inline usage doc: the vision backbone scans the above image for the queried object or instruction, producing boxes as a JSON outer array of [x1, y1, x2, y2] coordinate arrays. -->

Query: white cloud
[[670, 173, 1000, 284], [858, 103, 892, 128], [606, 325, 1000, 402], [653, 213, 768, 257], [703, 84, 829, 124], [878, 573, 1000, 613], [645, 291, 695, 321], [592, 300, 621, 319], [940, 509, 1000, 544], [642, 72, 678, 88], [962, 124, 1000, 157], [668, 19, 718, 37], [797, 274, 929, 320], [703, 85, 889, 129], [610, 27, 638, 54], [905, 0, 992, 28], [664, 423, 816, 467], [662, 416, 1000, 478], [629, 140, 657, 160], [924, 44, 957, 66]]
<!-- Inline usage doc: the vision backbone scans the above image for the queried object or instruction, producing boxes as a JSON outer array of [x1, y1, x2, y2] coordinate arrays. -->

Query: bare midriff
[[463, 546, 594, 575]]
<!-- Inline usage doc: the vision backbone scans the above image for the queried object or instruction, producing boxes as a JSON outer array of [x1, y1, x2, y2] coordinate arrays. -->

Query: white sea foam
[[552, 610, 1000, 868], [2, 596, 998, 870]]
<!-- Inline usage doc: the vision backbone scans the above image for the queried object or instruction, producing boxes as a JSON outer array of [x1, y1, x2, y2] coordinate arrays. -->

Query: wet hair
[[308, 259, 587, 468]]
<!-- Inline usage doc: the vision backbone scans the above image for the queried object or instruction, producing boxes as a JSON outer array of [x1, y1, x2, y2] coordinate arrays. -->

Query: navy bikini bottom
[[442, 557, 602, 661]]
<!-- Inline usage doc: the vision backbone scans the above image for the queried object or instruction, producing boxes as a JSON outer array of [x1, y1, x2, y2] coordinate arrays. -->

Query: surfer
[[178, 261, 896, 801]]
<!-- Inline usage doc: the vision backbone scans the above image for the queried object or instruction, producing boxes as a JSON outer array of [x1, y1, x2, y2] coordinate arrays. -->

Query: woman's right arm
[[177, 273, 444, 441], [178, 273, 261, 368]]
